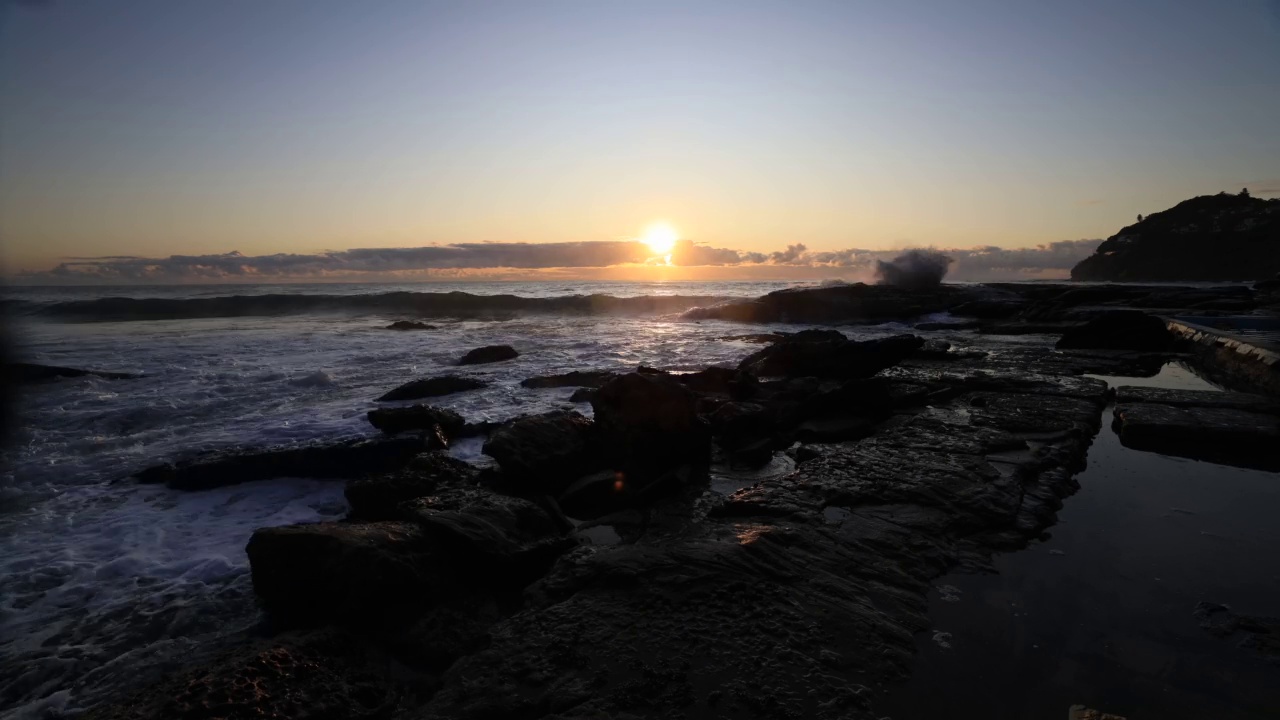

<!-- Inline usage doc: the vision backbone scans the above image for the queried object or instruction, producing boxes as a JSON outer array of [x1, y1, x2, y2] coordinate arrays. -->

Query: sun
[[641, 222, 679, 256]]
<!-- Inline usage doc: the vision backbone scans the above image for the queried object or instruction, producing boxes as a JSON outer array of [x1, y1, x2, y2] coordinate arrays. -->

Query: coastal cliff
[[1071, 191, 1280, 282]]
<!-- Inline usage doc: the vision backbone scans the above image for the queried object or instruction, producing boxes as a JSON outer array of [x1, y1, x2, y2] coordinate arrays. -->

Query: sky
[[1, 0, 1278, 283]]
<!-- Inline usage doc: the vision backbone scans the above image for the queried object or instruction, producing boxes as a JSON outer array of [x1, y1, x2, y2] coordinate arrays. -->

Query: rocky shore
[[81, 280, 1280, 720]]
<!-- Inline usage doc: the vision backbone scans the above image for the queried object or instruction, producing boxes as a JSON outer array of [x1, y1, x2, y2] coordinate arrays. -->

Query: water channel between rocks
[[877, 361, 1280, 720]]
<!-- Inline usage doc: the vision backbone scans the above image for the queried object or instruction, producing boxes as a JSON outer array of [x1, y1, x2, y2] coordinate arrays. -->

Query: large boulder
[[1055, 310, 1175, 351], [400, 488, 571, 587], [377, 375, 487, 402], [591, 372, 712, 479], [345, 452, 478, 520], [738, 332, 925, 379], [458, 345, 519, 365], [482, 411, 600, 493], [133, 436, 429, 491], [245, 521, 450, 627], [676, 366, 758, 399], [367, 404, 465, 436]]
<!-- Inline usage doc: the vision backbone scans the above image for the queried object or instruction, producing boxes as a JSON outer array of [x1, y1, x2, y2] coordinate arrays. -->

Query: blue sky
[[2, 0, 1278, 280]]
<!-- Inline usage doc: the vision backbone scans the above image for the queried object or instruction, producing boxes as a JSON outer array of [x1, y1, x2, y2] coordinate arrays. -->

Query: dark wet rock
[[386, 320, 436, 330], [401, 488, 572, 587], [1195, 602, 1280, 664], [81, 632, 400, 720], [676, 366, 758, 398], [710, 401, 772, 451], [1113, 386, 1277, 411], [6, 362, 139, 383], [949, 298, 1026, 319], [345, 452, 479, 521], [246, 521, 451, 628], [738, 333, 924, 379], [377, 375, 487, 401], [1113, 401, 1280, 470], [366, 404, 465, 436], [568, 387, 595, 403], [520, 370, 618, 389], [720, 332, 786, 343], [458, 344, 518, 365], [133, 436, 429, 491], [1071, 192, 1280, 281], [1055, 310, 1175, 351], [592, 372, 712, 480], [482, 410, 600, 493], [914, 320, 980, 331], [683, 283, 980, 324]]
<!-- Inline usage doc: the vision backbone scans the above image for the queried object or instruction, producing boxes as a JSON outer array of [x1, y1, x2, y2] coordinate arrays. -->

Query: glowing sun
[[641, 222, 679, 256]]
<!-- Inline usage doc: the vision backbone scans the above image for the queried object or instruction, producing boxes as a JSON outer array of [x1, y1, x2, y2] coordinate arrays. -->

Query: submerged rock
[[458, 345, 519, 365], [366, 404, 466, 436], [520, 370, 619, 389], [6, 362, 139, 383], [482, 410, 600, 493], [738, 332, 924, 379], [386, 320, 437, 330], [1195, 601, 1280, 664], [133, 436, 429, 490], [1056, 310, 1175, 352], [377, 375, 487, 402]]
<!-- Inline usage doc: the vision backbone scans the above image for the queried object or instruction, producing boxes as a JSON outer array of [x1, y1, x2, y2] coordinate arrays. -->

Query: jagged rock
[[591, 372, 712, 480], [6, 362, 139, 383], [1055, 310, 1175, 351], [710, 401, 772, 451], [133, 436, 429, 491], [458, 345, 519, 365], [400, 488, 572, 587], [682, 283, 978, 324], [568, 387, 596, 403], [80, 632, 398, 720], [367, 404, 466, 435], [738, 332, 924, 379], [345, 452, 478, 520], [1113, 386, 1277, 411], [676, 366, 759, 399], [377, 375, 487, 401], [245, 521, 451, 627], [386, 320, 436, 330], [482, 411, 600, 492], [520, 370, 618, 389], [1071, 192, 1280, 281]]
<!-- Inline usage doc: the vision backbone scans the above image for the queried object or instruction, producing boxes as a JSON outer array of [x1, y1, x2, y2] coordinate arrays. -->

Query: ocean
[[0, 279, 916, 718]]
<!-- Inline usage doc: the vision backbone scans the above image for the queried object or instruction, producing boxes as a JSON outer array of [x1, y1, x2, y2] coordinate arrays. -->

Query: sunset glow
[[641, 223, 679, 256]]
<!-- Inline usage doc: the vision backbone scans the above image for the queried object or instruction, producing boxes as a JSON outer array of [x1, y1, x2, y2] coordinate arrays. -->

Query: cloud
[[21, 238, 1102, 283]]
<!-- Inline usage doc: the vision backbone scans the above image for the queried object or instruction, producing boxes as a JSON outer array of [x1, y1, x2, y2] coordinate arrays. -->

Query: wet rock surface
[[376, 375, 487, 401], [6, 362, 139, 383], [737, 332, 924, 379], [386, 320, 437, 330], [345, 452, 478, 521], [133, 436, 429, 490], [520, 369, 619, 389], [1113, 400, 1280, 470], [458, 344, 519, 365], [1055, 310, 1176, 351], [366, 404, 465, 436], [482, 410, 600, 493]]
